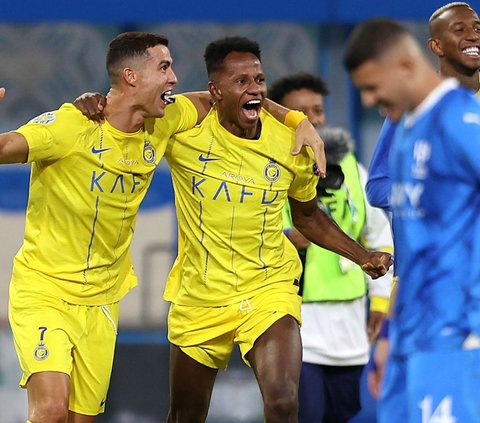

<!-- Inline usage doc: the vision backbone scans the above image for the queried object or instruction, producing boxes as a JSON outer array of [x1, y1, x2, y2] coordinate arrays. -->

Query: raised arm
[[181, 91, 212, 124], [73, 91, 213, 125], [0, 133, 29, 164], [289, 196, 392, 279], [0, 89, 29, 164]]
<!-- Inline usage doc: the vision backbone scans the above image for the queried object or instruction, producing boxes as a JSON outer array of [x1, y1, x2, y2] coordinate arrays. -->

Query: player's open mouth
[[161, 91, 176, 105], [462, 46, 480, 57], [242, 99, 261, 120]]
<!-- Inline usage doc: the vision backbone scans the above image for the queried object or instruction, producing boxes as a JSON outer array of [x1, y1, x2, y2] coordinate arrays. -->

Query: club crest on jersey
[[264, 160, 281, 183], [143, 140, 156, 165], [29, 112, 56, 125], [34, 343, 49, 361]]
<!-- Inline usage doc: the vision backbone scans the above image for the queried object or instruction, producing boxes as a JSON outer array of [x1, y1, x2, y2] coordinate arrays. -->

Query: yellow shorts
[[168, 282, 302, 370], [8, 285, 119, 416]]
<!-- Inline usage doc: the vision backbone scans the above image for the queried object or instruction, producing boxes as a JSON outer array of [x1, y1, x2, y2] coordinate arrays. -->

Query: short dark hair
[[343, 19, 409, 72], [268, 72, 329, 104], [429, 2, 471, 23], [204, 36, 261, 77], [106, 32, 169, 85]]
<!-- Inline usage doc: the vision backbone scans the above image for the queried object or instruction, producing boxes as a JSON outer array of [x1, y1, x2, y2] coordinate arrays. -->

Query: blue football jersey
[[390, 79, 480, 355]]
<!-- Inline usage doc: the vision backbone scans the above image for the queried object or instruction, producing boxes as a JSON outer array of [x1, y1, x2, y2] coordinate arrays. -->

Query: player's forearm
[[0, 132, 29, 164], [293, 207, 368, 265], [181, 91, 212, 124], [263, 98, 289, 122], [366, 176, 392, 211]]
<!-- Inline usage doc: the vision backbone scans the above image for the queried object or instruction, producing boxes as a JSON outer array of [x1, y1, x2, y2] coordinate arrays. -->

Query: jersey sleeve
[[358, 163, 394, 299], [287, 147, 318, 202], [442, 94, 480, 181], [153, 94, 199, 136], [14, 103, 88, 163], [366, 118, 397, 212]]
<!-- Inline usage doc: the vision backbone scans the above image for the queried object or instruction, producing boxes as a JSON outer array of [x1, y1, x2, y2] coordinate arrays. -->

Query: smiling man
[[163, 36, 392, 423], [344, 18, 480, 423], [364, 2, 480, 402], [1, 32, 205, 423], [366, 2, 480, 212]]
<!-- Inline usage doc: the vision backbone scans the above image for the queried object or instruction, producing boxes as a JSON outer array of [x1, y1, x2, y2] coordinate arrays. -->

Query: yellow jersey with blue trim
[[164, 107, 318, 306], [12, 96, 197, 305]]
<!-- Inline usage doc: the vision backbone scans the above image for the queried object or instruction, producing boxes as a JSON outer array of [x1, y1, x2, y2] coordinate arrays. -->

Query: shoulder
[[17, 104, 90, 139], [26, 103, 84, 125], [439, 88, 480, 132]]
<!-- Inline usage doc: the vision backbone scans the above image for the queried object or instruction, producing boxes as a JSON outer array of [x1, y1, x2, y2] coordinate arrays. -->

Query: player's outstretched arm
[[73, 90, 213, 126], [0, 88, 29, 164], [289, 197, 393, 279], [0, 132, 29, 164]]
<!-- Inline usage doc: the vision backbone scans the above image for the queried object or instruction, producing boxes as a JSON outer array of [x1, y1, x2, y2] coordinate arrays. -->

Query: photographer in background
[[282, 125, 393, 423]]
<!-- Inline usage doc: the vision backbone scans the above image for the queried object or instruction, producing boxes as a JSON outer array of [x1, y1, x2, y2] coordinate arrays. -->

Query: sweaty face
[[432, 5, 480, 72], [350, 58, 412, 123], [210, 51, 266, 138], [280, 88, 326, 128], [135, 44, 178, 118]]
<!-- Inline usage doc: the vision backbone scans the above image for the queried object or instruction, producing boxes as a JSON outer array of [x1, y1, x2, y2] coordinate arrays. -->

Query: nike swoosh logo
[[91, 146, 113, 154], [198, 154, 220, 162]]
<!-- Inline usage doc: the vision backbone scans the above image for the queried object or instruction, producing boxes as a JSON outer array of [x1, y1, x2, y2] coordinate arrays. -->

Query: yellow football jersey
[[164, 108, 318, 306], [12, 96, 197, 305]]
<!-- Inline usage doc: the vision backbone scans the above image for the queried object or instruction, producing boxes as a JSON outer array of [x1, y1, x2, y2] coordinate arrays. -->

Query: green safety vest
[[301, 153, 367, 302]]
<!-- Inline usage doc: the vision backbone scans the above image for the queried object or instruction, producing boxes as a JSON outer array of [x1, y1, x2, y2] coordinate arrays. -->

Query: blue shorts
[[379, 349, 480, 423]]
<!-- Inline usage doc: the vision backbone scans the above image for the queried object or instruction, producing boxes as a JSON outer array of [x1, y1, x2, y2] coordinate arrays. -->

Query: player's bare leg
[[248, 315, 302, 423], [167, 344, 218, 423], [27, 372, 70, 422], [27, 372, 96, 423]]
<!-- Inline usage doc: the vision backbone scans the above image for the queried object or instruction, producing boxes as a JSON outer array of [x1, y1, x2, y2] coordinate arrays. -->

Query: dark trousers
[[299, 362, 364, 423]]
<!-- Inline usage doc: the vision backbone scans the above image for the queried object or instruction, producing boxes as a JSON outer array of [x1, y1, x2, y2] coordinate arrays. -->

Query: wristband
[[379, 319, 390, 339], [369, 296, 390, 314], [284, 110, 308, 128], [283, 228, 291, 236]]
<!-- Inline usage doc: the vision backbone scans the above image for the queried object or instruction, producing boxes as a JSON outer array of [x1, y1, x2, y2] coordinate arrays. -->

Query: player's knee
[[263, 383, 298, 420], [29, 397, 69, 423]]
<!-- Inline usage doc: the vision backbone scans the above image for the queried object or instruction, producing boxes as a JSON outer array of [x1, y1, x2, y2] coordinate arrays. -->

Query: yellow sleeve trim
[[284, 110, 308, 128], [370, 296, 390, 313]]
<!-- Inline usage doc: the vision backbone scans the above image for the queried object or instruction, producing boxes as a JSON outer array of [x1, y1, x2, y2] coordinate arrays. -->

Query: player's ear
[[428, 38, 443, 57], [123, 68, 137, 86], [208, 81, 222, 100]]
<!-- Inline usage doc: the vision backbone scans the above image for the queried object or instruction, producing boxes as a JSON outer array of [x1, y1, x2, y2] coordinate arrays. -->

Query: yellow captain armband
[[369, 296, 390, 314], [284, 110, 308, 128]]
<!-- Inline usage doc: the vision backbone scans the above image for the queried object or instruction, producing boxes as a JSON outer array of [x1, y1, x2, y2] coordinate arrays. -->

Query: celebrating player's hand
[[73, 92, 106, 123], [292, 118, 326, 178], [0, 87, 5, 102], [360, 251, 393, 279]]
